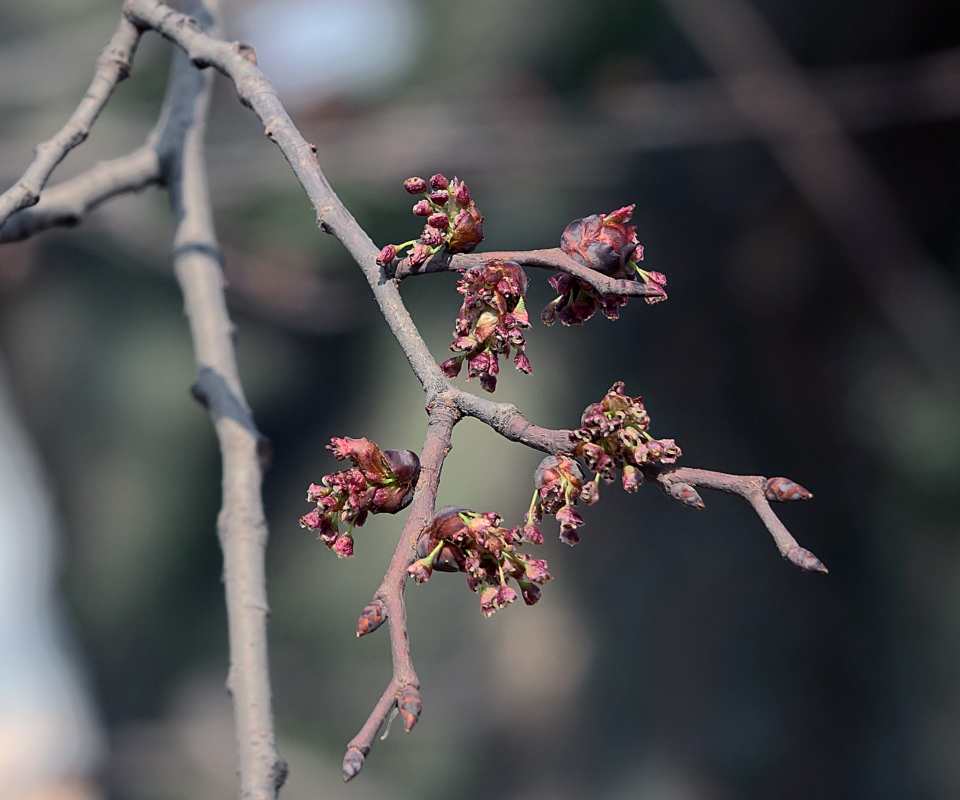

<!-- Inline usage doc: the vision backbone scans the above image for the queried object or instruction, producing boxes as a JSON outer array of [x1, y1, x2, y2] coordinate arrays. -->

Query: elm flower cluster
[[440, 260, 532, 392], [375, 173, 484, 268], [408, 506, 552, 617], [542, 205, 667, 326], [300, 437, 420, 558], [573, 382, 680, 497], [523, 455, 597, 546]]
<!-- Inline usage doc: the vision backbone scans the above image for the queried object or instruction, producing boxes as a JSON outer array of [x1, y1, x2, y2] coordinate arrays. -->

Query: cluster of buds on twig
[[376, 174, 484, 268], [542, 205, 667, 326], [300, 437, 420, 557], [573, 382, 680, 496], [523, 455, 597, 546], [440, 259, 532, 392], [408, 506, 551, 617]]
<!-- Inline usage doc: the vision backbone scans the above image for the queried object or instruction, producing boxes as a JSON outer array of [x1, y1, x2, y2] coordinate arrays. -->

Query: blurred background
[[1, 0, 959, 798]]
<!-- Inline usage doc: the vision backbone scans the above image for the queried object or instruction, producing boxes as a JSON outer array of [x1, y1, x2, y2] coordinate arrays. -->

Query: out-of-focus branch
[[392, 247, 666, 300], [661, 0, 960, 393], [0, 146, 160, 244], [343, 398, 458, 780], [0, 18, 141, 228], [154, 1, 287, 797]]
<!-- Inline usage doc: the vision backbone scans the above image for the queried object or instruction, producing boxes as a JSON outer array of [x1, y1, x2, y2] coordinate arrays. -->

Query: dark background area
[[1, 0, 959, 798]]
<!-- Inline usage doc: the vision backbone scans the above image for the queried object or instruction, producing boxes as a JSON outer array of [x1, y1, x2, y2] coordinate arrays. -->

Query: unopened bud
[[786, 546, 828, 574], [764, 477, 812, 503], [404, 176, 427, 194], [429, 173, 449, 190], [429, 190, 449, 204], [397, 685, 422, 732], [342, 746, 365, 782], [427, 213, 449, 230], [413, 199, 433, 216], [420, 226, 444, 246], [356, 599, 386, 637], [376, 244, 397, 266], [453, 179, 470, 206], [668, 481, 704, 509], [408, 242, 430, 266]]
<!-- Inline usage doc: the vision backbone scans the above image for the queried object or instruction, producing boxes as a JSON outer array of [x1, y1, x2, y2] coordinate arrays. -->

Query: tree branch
[[393, 247, 667, 300], [0, 17, 142, 228], [155, 2, 287, 797], [0, 146, 161, 244], [342, 397, 459, 781]]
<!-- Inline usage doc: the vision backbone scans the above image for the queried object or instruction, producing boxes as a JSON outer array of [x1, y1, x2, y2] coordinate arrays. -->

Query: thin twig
[[0, 18, 141, 228], [343, 398, 459, 780], [0, 146, 161, 244], [156, 1, 287, 797], [393, 248, 666, 300]]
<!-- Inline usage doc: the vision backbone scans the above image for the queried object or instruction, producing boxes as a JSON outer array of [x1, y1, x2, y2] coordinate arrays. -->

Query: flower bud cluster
[[376, 173, 484, 268], [300, 437, 420, 558], [542, 205, 667, 326], [524, 455, 596, 546], [440, 260, 532, 392], [408, 506, 552, 617], [573, 382, 680, 493]]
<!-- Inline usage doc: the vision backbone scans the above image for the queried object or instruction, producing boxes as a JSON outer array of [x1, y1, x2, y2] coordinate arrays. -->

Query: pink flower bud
[[333, 534, 354, 558], [404, 176, 427, 194], [407, 557, 433, 584], [522, 523, 543, 544], [397, 684, 422, 732], [429, 173, 449, 190], [356, 599, 386, 637], [621, 464, 642, 492], [407, 242, 430, 266], [413, 199, 433, 216], [429, 190, 450, 204], [427, 213, 449, 230], [514, 352, 532, 373], [764, 477, 813, 503], [420, 226, 444, 246], [299, 507, 324, 530], [342, 747, 365, 782], [376, 244, 397, 266], [452, 179, 470, 206]]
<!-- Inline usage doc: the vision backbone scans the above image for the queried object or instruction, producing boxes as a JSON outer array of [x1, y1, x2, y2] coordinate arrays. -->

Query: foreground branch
[[343, 398, 459, 780], [0, 18, 141, 228]]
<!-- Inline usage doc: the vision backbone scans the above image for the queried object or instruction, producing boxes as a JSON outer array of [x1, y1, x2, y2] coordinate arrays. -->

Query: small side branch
[[343, 398, 459, 781], [648, 465, 827, 572], [0, 18, 142, 228], [394, 247, 666, 300], [0, 146, 161, 244]]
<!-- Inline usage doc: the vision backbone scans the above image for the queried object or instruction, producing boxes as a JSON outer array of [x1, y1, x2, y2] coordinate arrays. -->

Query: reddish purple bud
[[427, 213, 449, 230], [420, 226, 444, 246], [479, 372, 497, 393], [299, 507, 323, 530], [413, 199, 433, 216], [561, 210, 639, 274], [786, 546, 828, 574], [376, 244, 397, 266], [342, 747, 365, 782], [522, 523, 543, 544], [764, 477, 813, 503], [452, 179, 470, 206], [441, 356, 463, 378], [429, 173, 449, 190], [408, 242, 430, 266], [518, 580, 541, 606], [397, 685, 422, 732], [404, 176, 428, 194], [559, 527, 580, 546], [429, 190, 450, 204], [622, 464, 642, 492], [514, 352, 532, 374], [356, 599, 386, 637], [580, 479, 600, 506], [447, 202, 484, 253], [541, 301, 557, 325], [668, 482, 704, 509], [333, 534, 354, 558], [383, 449, 421, 491], [407, 557, 433, 584]]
